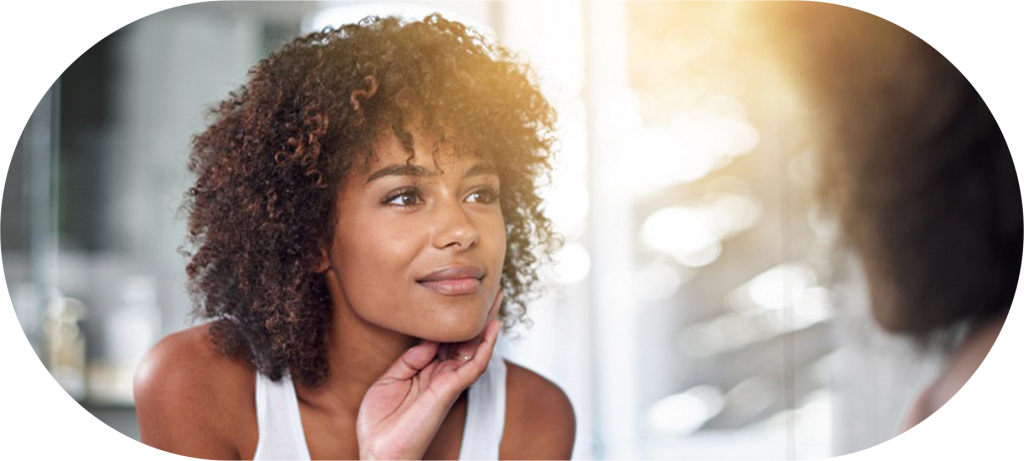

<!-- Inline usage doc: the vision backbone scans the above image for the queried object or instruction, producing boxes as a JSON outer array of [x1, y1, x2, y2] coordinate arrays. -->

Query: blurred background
[[2, 2, 954, 459]]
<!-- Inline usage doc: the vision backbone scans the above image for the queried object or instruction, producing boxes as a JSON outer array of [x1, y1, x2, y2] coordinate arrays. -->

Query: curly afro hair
[[182, 14, 558, 387]]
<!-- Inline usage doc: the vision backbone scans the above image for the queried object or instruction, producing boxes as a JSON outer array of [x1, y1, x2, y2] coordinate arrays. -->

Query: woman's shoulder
[[134, 322, 256, 398], [134, 322, 258, 459], [501, 360, 576, 459]]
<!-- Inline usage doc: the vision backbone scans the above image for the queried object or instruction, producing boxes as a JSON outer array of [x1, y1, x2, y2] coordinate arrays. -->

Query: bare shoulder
[[134, 322, 257, 459], [500, 360, 576, 460]]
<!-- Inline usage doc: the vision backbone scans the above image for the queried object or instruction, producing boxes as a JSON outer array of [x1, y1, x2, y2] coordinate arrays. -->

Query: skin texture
[[325, 128, 506, 344], [135, 131, 575, 459]]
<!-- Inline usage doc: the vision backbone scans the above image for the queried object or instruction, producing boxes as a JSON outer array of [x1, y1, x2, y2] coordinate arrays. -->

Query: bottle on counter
[[44, 293, 88, 400]]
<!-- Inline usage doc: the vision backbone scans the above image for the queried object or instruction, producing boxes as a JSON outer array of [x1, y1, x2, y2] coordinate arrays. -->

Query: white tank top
[[252, 351, 507, 460]]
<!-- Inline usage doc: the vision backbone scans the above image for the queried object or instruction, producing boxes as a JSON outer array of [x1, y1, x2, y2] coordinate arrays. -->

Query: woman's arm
[[501, 363, 577, 460], [134, 325, 254, 460]]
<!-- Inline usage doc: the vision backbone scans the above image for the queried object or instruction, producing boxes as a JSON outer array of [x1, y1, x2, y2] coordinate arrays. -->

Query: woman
[[767, 3, 1021, 431], [133, 14, 575, 460]]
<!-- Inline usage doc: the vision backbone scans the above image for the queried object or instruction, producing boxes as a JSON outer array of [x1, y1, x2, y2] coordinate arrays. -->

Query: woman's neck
[[296, 273, 420, 414]]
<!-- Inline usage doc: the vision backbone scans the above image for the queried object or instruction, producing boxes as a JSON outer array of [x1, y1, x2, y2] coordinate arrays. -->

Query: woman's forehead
[[360, 128, 492, 175]]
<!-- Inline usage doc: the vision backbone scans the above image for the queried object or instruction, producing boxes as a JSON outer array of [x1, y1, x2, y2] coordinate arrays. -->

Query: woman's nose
[[431, 199, 480, 250]]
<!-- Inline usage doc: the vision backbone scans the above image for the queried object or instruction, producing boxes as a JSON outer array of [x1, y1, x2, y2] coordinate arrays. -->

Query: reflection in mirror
[[764, 0, 1019, 438]]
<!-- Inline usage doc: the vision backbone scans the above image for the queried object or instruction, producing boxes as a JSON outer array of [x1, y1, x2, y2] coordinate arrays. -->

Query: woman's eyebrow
[[464, 164, 497, 178], [365, 164, 429, 184], [366, 163, 496, 184]]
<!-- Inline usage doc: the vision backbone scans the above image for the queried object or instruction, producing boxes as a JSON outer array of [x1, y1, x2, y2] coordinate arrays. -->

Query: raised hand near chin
[[356, 291, 503, 460]]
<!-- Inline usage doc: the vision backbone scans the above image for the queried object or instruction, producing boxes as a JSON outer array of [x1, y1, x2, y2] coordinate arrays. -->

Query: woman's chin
[[413, 320, 486, 344]]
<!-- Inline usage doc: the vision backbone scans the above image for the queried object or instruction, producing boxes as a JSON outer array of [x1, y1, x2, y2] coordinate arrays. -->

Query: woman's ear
[[315, 246, 331, 273]]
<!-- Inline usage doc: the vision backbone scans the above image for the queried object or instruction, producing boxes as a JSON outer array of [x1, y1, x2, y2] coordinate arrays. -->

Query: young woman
[[133, 14, 575, 460]]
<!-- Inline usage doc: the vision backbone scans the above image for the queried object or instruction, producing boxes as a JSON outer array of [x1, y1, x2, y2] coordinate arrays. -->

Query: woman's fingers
[[451, 319, 500, 378], [454, 320, 501, 380], [377, 291, 502, 398], [380, 340, 438, 381], [357, 293, 505, 461]]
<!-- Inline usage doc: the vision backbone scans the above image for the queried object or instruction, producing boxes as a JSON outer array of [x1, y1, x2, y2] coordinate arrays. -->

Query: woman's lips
[[418, 277, 482, 295], [416, 266, 484, 295]]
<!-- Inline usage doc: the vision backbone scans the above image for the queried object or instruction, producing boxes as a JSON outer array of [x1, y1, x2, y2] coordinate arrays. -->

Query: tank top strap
[[253, 371, 312, 460], [458, 350, 507, 460]]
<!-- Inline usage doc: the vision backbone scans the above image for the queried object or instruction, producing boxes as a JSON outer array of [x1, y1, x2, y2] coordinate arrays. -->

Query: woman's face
[[323, 128, 506, 343]]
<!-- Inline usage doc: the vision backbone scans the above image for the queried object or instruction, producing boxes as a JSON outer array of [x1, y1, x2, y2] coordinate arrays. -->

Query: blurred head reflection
[[774, 3, 1021, 336]]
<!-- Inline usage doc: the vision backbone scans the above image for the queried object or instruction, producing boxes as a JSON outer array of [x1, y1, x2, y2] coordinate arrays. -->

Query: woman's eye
[[467, 188, 499, 204], [384, 189, 422, 207]]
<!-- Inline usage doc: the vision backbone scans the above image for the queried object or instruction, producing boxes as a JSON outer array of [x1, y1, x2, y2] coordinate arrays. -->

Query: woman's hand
[[356, 292, 503, 460]]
